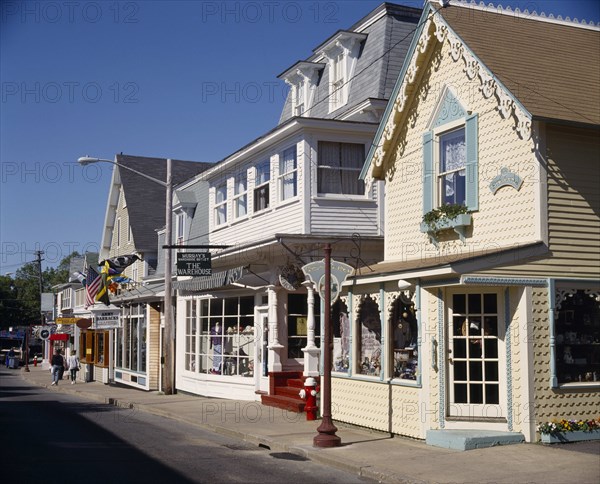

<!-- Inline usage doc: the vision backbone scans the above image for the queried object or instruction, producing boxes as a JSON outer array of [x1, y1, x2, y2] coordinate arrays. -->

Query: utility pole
[[24, 250, 44, 372]]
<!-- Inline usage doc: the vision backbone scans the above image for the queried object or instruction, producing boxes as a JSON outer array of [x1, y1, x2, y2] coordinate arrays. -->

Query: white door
[[447, 290, 505, 419], [254, 308, 269, 393]]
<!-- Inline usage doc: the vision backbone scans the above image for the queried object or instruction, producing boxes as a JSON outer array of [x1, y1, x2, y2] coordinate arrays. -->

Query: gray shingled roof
[[116, 154, 212, 252]]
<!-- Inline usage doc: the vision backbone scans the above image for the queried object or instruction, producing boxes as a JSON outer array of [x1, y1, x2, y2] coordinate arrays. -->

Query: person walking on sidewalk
[[66, 350, 80, 384], [50, 348, 64, 386]]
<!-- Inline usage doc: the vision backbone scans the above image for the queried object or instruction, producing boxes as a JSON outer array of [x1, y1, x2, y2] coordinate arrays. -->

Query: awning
[[49, 334, 69, 341]]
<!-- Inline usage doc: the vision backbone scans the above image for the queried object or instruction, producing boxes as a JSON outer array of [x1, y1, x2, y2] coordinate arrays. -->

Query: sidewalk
[[20, 366, 599, 484]]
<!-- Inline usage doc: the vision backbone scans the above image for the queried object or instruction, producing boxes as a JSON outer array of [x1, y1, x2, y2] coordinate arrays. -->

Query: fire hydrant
[[33, 356, 38, 367], [299, 377, 319, 421]]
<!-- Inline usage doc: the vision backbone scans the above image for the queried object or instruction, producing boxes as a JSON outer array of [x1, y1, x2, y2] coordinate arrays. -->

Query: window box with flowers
[[537, 418, 600, 444], [420, 203, 471, 246]]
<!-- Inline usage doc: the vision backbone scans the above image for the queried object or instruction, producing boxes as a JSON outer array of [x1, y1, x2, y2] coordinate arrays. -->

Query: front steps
[[261, 371, 317, 413], [426, 430, 525, 450]]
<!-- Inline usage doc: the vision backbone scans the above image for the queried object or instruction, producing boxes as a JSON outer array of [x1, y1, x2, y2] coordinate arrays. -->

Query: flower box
[[540, 430, 600, 444], [420, 213, 472, 245]]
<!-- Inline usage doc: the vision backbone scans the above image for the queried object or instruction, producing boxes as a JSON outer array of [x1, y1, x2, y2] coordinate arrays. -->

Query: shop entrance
[[447, 291, 506, 419], [255, 308, 269, 394]]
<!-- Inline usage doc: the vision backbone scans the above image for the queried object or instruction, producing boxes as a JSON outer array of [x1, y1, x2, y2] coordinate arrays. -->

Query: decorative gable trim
[[429, 85, 467, 129], [362, 6, 534, 187], [278, 61, 325, 117]]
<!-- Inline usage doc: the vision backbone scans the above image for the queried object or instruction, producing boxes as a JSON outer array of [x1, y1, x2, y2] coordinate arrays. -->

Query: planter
[[540, 430, 600, 444], [420, 213, 472, 245]]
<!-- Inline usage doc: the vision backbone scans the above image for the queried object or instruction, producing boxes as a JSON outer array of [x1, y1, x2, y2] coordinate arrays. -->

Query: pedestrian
[[6, 347, 15, 367], [67, 350, 80, 384], [50, 348, 64, 386]]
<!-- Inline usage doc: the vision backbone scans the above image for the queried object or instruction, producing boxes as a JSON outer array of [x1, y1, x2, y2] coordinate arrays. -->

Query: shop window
[[357, 295, 381, 376], [117, 304, 146, 372], [95, 331, 109, 367], [332, 299, 349, 373], [287, 293, 321, 359], [185, 300, 197, 372], [193, 296, 255, 377], [79, 331, 95, 364], [554, 288, 600, 385], [390, 293, 418, 380]]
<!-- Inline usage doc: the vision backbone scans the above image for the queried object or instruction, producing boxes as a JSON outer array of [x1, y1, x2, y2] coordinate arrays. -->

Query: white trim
[[518, 286, 535, 442]]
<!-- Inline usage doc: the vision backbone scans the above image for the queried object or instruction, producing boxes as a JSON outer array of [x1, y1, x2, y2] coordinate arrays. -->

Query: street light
[[77, 155, 176, 395]]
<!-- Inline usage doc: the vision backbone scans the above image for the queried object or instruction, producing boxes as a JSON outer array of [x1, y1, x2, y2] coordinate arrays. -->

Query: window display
[[390, 293, 418, 380], [357, 295, 381, 376], [554, 289, 600, 384]]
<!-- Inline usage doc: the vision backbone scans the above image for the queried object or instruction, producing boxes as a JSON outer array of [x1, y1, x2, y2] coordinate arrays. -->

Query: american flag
[[85, 266, 102, 308]]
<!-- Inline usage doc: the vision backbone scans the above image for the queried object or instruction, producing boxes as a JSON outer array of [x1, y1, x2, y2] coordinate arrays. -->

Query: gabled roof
[[361, 0, 600, 180], [100, 155, 212, 257], [440, 1, 600, 126]]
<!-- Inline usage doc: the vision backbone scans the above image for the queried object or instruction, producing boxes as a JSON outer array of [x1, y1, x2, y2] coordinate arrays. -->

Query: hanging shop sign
[[90, 308, 121, 329], [56, 317, 78, 325], [177, 252, 212, 276], [302, 259, 354, 304]]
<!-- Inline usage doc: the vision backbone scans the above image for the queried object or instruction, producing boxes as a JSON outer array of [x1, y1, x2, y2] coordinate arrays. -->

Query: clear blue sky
[[1, 0, 598, 273]]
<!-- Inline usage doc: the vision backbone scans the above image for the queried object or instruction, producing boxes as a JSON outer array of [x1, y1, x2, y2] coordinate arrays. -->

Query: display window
[[554, 288, 600, 385], [79, 331, 95, 364], [332, 299, 349, 373], [186, 296, 255, 377], [115, 304, 147, 372], [357, 295, 381, 376], [287, 293, 320, 359], [389, 293, 418, 381]]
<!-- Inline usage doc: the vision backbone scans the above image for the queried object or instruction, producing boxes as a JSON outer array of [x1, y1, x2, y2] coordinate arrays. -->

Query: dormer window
[[316, 31, 367, 114], [279, 61, 324, 118]]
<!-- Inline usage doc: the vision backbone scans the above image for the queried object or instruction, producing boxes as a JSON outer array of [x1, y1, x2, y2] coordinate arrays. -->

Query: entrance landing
[[426, 429, 525, 451]]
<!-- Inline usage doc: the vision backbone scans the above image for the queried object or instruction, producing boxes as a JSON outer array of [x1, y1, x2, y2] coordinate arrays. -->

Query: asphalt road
[[0, 369, 375, 484]]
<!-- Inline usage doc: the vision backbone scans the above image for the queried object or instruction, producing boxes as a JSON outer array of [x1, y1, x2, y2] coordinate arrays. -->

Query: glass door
[[448, 291, 505, 419]]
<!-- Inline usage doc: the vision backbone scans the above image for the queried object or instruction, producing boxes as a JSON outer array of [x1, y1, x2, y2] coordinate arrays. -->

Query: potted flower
[[420, 203, 471, 244], [537, 418, 600, 443]]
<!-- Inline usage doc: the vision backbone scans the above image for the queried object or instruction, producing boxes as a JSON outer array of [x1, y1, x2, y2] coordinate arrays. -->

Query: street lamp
[[77, 155, 176, 395]]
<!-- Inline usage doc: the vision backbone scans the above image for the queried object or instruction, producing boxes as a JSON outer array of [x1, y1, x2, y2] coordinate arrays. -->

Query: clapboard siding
[[310, 199, 379, 235]]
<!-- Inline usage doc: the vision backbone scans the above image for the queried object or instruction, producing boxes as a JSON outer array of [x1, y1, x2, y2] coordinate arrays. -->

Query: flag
[[71, 271, 86, 285], [99, 254, 140, 273], [85, 266, 101, 308], [95, 261, 111, 306]]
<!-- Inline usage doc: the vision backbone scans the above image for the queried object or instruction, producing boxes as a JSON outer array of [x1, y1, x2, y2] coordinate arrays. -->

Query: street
[[0, 369, 375, 484]]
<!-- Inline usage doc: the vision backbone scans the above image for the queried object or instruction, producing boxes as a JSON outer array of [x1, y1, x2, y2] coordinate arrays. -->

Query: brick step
[[261, 394, 306, 413], [274, 385, 303, 398]]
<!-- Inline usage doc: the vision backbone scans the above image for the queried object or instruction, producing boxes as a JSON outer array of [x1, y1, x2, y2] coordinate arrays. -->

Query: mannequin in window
[[210, 322, 222, 374]]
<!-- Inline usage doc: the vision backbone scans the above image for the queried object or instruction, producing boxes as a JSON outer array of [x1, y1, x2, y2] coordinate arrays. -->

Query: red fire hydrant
[[33, 356, 38, 367], [299, 377, 319, 421]]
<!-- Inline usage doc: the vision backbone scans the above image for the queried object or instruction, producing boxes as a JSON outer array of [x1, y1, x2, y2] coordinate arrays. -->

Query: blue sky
[[1, 0, 598, 273]]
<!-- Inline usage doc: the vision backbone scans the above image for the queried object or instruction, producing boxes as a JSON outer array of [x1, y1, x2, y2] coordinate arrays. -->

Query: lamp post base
[[313, 418, 341, 448]]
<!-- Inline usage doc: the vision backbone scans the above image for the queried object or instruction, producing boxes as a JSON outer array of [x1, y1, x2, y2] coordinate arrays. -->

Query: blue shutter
[[465, 113, 479, 211], [423, 131, 434, 215]]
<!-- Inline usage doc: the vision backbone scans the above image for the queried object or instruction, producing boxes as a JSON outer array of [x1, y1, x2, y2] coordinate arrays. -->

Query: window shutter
[[465, 113, 479, 211], [422, 131, 434, 215]]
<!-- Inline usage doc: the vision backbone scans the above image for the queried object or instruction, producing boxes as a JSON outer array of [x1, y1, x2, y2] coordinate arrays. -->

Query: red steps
[[261, 371, 319, 413]]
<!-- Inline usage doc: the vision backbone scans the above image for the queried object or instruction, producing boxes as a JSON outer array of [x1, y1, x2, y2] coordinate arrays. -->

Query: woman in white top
[[67, 350, 80, 384]]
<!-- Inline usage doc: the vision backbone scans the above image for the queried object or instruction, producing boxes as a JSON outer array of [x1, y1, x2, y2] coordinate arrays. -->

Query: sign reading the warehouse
[[177, 252, 212, 276]]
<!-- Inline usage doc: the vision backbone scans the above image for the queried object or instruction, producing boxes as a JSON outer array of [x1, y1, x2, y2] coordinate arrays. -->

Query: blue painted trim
[[504, 288, 513, 431], [416, 281, 422, 386], [360, 5, 434, 180], [380, 283, 385, 382], [432, 89, 467, 128], [462, 276, 547, 287], [548, 278, 558, 388], [438, 288, 445, 429]]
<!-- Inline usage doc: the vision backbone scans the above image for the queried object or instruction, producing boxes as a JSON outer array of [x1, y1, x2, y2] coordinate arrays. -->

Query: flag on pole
[[99, 254, 140, 273], [85, 266, 102, 308], [95, 261, 111, 306]]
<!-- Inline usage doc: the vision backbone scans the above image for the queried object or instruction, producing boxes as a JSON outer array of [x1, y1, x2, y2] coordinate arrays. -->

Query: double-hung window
[[254, 161, 270, 212], [330, 52, 344, 111], [318, 141, 365, 195], [279, 146, 297, 201], [176, 212, 185, 245], [293, 81, 304, 117], [214, 183, 227, 226], [234, 173, 247, 219], [423, 113, 478, 214], [438, 128, 466, 206]]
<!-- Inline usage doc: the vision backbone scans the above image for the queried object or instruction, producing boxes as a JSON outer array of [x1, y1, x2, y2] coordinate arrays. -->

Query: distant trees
[[0, 252, 80, 330]]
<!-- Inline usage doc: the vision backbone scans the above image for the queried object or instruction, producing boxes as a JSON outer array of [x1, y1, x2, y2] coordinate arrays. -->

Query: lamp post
[[77, 156, 175, 395]]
